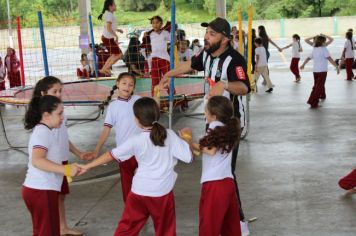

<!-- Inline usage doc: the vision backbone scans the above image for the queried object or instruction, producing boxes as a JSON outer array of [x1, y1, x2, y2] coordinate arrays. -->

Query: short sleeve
[[104, 103, 115, 128], [168, 130, 192, 163], [227, 61, 250, 93], [32, 127, 52, 151], [104, 12, 113, 23], [255, 48, 260, 56], [324, 48, 330, 58], [110, 137, 136, 162], [190, 50, 205, 71]]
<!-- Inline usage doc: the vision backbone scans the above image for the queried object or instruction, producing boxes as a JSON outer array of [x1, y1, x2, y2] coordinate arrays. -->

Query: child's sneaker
[[240, 221, 250, 236]]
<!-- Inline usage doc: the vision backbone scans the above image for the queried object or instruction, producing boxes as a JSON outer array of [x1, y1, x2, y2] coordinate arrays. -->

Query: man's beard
[[204, 39, 222, 54]]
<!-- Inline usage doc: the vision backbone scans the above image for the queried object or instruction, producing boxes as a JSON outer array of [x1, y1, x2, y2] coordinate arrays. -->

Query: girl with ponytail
[[98, 0, 123, 76], [92, 72, 141, 203], [78, 97, 193, 236], [193, 95, 242, 236], [341, 31, 355, 81], [22, 95, 81, 236], [281, 34, 303, 82]]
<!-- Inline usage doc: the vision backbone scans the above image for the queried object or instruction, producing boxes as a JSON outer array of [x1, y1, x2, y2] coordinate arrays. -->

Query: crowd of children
[[15, 1, 356, 235]]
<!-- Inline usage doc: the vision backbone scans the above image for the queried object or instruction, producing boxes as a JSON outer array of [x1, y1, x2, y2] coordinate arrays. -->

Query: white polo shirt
[[110, 129, 193, 197], [178, 49, 194, 63], [52, 119, 70, 162], [102, 11, 117, 39], [344, 39, 355, 59], [150, 30, 170, 61], [104, 95, 141, 158], [309, 47, 330, 72], [292, 41, 301, 58], [23, 124, 63, 191], [255, 47, 268, 67], [200, 121, 234, 184]]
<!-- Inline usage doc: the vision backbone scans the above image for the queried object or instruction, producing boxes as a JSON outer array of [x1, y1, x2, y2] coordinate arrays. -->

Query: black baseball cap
[[201, 17, 231, 38]]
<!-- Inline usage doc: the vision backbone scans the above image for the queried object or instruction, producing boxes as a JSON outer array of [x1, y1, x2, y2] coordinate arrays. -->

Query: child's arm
[[327, 57, 340, 74], [300, 57, 311, 69], [341, 48, 346, 59], [304, 37, 314, 46], [93, 126, 111, 158], [323, 34, 334, 46], [255, 54, 260, 72], [77, 152, 113, 175], [32, 149, 79, 176], [69, 141, 94, 160], [268, 38, 282, 51], [281, 43, 292, 50]]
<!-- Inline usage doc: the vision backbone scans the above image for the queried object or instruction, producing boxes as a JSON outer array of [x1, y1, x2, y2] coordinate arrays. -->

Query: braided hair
[[199, 96, 241, 154], [98, 0, 115, 20], [102, 72, 136, 106]]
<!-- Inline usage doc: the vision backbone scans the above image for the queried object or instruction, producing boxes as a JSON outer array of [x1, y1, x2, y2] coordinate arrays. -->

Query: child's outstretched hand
[[300, 65, 305, 70], [76, 164, 90, 176]]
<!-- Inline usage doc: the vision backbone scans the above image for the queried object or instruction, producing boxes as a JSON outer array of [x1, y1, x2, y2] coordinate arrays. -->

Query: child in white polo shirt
[[79, 97, 193, 236], [22, 95, 80, 236], [192, 96, 242, 236], [92, 72, 141, 203], [300, 35, 340, 108], [254, 37, 273, 93]]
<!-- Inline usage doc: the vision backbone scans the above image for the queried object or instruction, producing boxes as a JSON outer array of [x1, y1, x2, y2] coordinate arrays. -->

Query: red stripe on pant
[[119, 156, 138, 202], [339, 168, 356, 190], [199, 178, 241, 236], [307, 72, 327, 107], [290, 57, 300, 79], [151, 57, 170, 96], [22, 186, 60, 236], [345, 58, 354, 80], [114, 191, 176, 236]]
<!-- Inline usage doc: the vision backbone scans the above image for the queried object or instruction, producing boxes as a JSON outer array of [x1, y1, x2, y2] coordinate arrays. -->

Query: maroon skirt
[[101, 35, 122, 55]]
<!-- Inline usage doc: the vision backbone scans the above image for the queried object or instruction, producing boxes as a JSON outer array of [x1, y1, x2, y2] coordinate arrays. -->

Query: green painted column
[[280, 18, 285, 38], [333, 16, 338, 36]]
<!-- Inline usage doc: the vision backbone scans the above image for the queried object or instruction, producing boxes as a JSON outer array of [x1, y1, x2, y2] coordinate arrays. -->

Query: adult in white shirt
[[98, 0, 123, 76], [78, 97, 192, 236]]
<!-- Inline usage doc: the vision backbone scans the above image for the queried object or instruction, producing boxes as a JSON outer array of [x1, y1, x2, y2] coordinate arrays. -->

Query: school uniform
[[104, 95, 141, 202], [307, 47, 330, 107], [22, 124, 63, 236], [149, 30, 171, 95], [101, 11, 122, 55], [5, 53, 21, 88], [339, 168, 356, 190], [343, 39, 354, 80], [199, 121, 241, 236], [254, 46, 273, 90], [178, 49, 194, 63], [191, 46, 250, 222], [53, 119, 70, 195], [290, 41, 301, 79], [110, 129, 192, 236]]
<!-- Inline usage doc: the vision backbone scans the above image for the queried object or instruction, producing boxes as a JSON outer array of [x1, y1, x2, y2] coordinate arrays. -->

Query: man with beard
[[160, 17, 251, 236]]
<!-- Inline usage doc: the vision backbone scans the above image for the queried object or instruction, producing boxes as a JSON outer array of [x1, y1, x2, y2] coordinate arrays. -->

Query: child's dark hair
[[98, 0, 114, 20], [24, 95, 62, 130], [103, 72, 136, 105], [150, 15, 163, 24], [293, 34, 301, 50], [133, 97, 166, 147], [346, 31, 354, 50], [254, 37, 262, 45], [32, 76, 62, 98], [199, 96, 241, 154], [314, 35, 326, 47]]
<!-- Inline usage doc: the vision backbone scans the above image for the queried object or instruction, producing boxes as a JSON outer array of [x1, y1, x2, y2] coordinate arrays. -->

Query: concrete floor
[[1, 42, 356, 235]]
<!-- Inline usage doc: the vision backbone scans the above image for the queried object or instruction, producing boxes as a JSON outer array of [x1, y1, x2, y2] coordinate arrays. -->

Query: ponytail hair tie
[[152, 121, 158, 125]]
